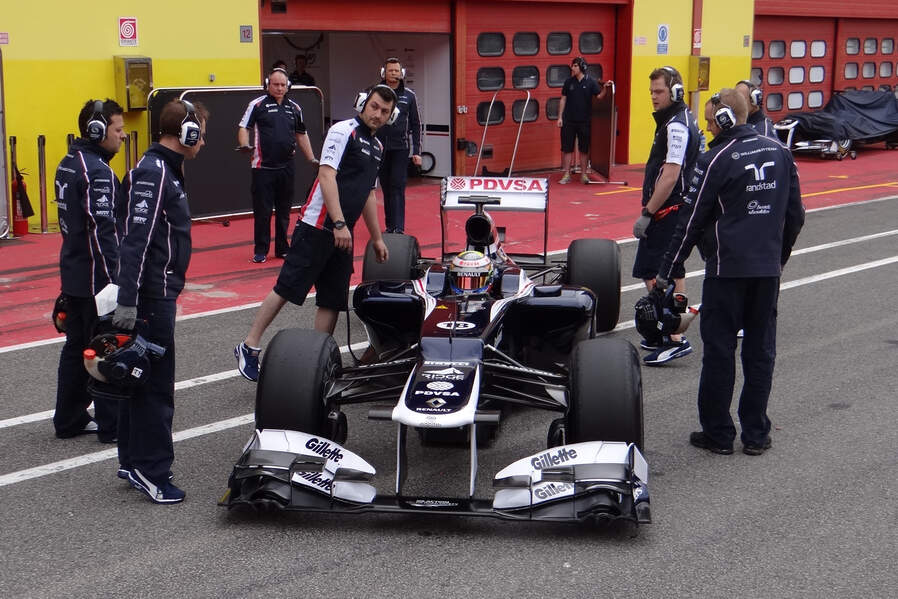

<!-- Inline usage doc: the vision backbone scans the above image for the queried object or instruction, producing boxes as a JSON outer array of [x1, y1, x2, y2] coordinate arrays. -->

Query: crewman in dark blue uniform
[[238, 67, 318, 263], [633, 66, 701, 364], [113, 99, 208, 503], [53, 98, 127, 442], [655, 88, 805, 456], [735, 79, 779, 140], [376, 57, 422, 234]]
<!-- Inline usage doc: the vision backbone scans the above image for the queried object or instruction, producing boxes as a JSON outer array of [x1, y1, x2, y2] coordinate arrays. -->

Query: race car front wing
[[220, 429, 651, 525]]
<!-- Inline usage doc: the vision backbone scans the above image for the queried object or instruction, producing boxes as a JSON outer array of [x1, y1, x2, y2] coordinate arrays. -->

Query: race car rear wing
[[440, 175, 550, 264]]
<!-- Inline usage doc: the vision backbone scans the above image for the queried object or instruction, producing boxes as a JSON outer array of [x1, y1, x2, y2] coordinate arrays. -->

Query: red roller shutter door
[[752, 16, 836, 118], [833, 19, 898, 93], [463, 2, 616, 174]]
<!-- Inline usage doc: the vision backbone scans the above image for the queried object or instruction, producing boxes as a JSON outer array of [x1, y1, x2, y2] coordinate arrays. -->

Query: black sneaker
[[742, 436, 772, 456], [689, 431, 734, 455]]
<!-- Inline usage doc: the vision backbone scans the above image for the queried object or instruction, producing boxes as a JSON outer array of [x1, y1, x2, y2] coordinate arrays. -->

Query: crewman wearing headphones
[[557, 56, 613, 184], [735, 79, 778, 140], [53, 99, 127, 443], [113, 99, 209, 504], [238, 67, 318, 264], [632, 65, 701, 365], [376, 57, 422, 234], [234, 85, 394, 382], [655, 88, 804, 456]]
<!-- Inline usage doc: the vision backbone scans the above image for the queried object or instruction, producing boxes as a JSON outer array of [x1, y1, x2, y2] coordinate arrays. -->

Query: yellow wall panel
[[2, 1, 260, 228]]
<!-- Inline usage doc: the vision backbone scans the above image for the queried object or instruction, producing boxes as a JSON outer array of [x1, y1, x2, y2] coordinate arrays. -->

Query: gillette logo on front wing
[[305, 437, 345, 463], [530, 447, 578, 470]]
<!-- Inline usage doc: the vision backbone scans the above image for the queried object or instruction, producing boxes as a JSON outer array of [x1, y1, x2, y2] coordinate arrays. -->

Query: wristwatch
[[641, 207, 654, 217], [333, 220, 347, 230]]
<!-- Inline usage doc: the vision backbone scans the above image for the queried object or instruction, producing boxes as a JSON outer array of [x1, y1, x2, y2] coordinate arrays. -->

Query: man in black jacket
[[53, 98, 127, 442], [376, 57, 422, 234], [656, 88, 805, 456], [113, 99, 208, 503], [633, 66, 701, 364], [735, 79, 778, 140]]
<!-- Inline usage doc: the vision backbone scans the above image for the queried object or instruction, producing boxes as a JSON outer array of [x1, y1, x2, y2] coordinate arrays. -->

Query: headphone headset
[[353, 85, 400, 126], [572, 56, 588, 75], [178, 100, 202, 147], [264, 67, 290, 89], [738, 80, 763, 107], [710, 93, 736, 130], [661, 66, 685, 103], [86, 100, 107, 143], [380, 58, 406, 80]]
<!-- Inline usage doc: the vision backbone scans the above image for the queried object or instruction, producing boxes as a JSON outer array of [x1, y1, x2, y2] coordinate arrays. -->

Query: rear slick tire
[[565, 238, 621, 333]]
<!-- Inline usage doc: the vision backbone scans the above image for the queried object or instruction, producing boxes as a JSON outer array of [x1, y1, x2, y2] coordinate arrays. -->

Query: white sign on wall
[[657, 24, 669, 55]]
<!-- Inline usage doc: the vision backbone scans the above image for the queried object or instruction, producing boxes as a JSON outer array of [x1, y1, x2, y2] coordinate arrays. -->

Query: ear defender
[[738, 80, 763, 107], [662, 66, 685, 103], [354, 85, 400, 125], [711, 93, 736, 130], [380, 59, 407, 80], [264, 67, 290, 89], [86, 100, 107, 143], [178, 100, 202, 147]]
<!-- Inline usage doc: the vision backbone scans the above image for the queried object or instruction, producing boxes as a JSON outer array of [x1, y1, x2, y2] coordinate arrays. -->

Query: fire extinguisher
[[11, 163, 34, 237]]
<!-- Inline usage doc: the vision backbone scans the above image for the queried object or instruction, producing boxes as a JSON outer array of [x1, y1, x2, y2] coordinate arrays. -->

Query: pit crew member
[[234, 85, 396, 381], [53, 98, 127, 442], [376, 57, 422, 234], [113, 99, 208, 504], [655, 88, 804, 456], [238, 67, 318, 263], [633, 65, 701, 364]]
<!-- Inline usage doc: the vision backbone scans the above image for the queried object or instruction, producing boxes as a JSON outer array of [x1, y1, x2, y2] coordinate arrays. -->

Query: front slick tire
[[566, 337, 643, 450], [255, 328, 341, 435]]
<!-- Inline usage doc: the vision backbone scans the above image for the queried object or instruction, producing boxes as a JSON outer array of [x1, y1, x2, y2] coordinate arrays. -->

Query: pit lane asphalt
[[1, 197, 897, 598]]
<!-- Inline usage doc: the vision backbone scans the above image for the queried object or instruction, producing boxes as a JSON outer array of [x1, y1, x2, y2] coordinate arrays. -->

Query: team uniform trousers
[[252, 164, 295, 256], [378, 149, 409, 233], [117, 297, 176, 485], [698, 276, 779, 448], [54, 295, 117, 438]]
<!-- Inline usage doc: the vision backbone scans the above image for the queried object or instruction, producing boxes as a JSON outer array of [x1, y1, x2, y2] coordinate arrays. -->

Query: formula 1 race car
[[221, 175, 650, 526]]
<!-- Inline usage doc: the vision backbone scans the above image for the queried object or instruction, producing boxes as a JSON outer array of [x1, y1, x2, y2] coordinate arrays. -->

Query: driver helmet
[[449, 250, 494, 294]]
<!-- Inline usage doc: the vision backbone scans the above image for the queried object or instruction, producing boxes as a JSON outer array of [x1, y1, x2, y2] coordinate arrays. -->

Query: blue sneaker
[[128, 468, 185, 504], [643, 337, 693, 366], [119, 467, 172, 481], [235, 342, 261, 381], [639, 338, 660, 351], [251, 254, 267, 263]]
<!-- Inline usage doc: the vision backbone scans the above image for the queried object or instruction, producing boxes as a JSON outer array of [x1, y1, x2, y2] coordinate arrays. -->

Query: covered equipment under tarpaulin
[[774, 90, 898, 159]]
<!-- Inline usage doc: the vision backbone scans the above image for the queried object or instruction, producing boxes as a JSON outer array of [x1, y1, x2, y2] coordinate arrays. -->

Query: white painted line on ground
[[0, 342, 368, 431], [3, 195, 895, 355], [2, 252, 897, 487]]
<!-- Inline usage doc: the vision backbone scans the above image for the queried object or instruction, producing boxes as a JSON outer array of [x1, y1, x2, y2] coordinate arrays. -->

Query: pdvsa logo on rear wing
[[441, 176, 549, 212]]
